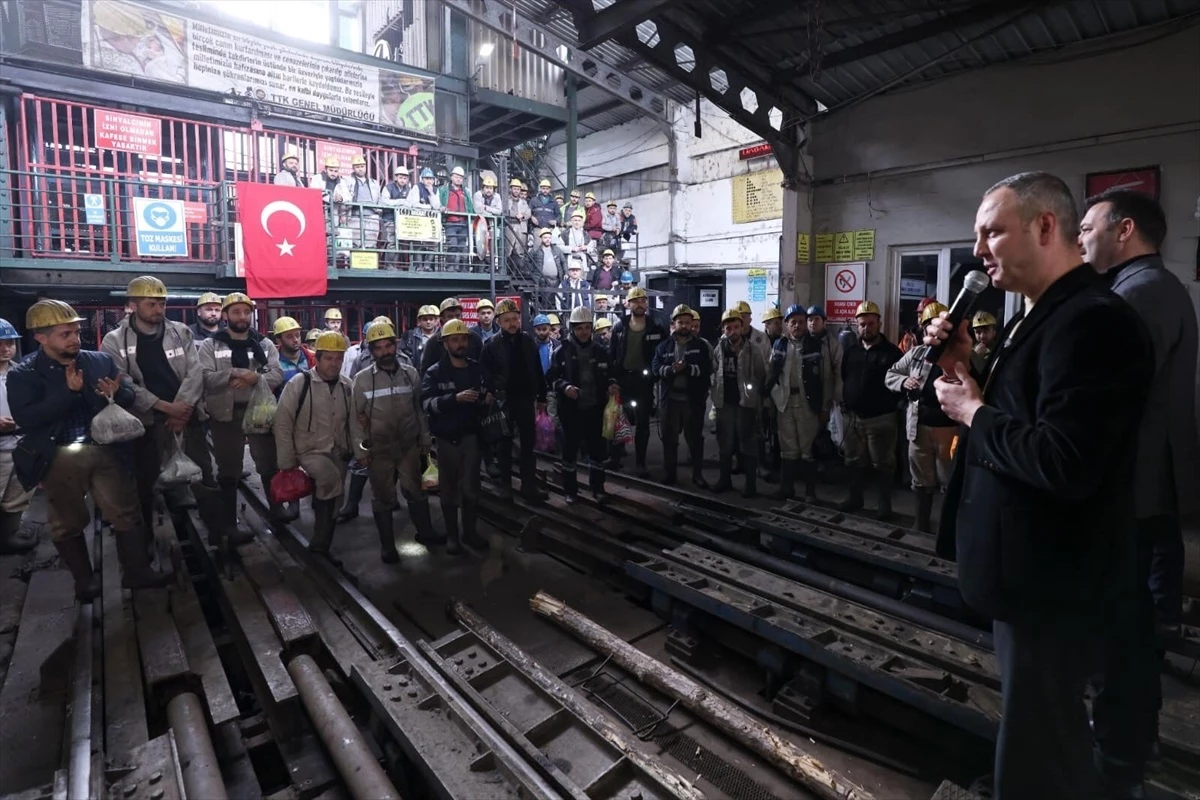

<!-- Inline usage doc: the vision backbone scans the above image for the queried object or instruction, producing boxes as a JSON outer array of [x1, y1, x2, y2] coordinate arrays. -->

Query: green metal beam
[[566, 75, 579, 193]]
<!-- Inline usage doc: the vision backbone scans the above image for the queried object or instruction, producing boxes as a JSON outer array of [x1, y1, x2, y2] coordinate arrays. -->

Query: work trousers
[[992, 616, 1100, 800], [133, 415, 213, 514], [498, 400, 537, 484], [43, 444, 142, 540], [777, 398, 821, 462], [661, 398, 704, 469], [210, 403, 278, 486], [438, 434, 480, 507], [367, 443, 422, 512], [444, 221, 469, 272], [561, 405, 606, 469], [761, 403, 780, 469], [1093, 516, 1172, 781], [715, 404, 759, 459], [617, 374, 654, 466], [1148, 514, 1184, 628], [842, 410, 898, 471], [298, 452, 349, 502], [908, 423, 956, 491], [0, 450, 34, 514]]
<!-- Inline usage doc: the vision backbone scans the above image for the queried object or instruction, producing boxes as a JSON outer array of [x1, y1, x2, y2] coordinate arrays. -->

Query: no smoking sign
[[824, 261, 866, 323]]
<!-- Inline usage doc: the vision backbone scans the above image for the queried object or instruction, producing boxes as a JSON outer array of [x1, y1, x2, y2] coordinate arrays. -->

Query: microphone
[[924, 270, 991, 364]]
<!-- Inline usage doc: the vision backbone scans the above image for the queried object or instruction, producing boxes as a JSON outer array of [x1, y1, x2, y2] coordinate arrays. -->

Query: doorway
[[891, 244, 1011, 341]]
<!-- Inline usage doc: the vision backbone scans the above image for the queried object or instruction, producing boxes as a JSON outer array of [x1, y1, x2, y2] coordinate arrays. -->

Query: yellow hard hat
[[372, 315, 392, 326], [482, 176, 497, 187], [919, 302, 950, 326], [127, 275, 167, 298], [761, 307, 783, 322], [314, 331, 348, 352], [569, 189, 580, 197], [855, 300, 882, 318], [547, 314, 561, 325], [417, 305, 440, 318], [305, 328, 322, 343], [197, 292, 222, 307], [538, 228, 553, 237], [476, 298, 494, 311], [272, 316, 301, 336], [568, 307, 593, 325], [222, 292, 255, 311], [721, 308, 743, 325], [571, 209, 585, 219], [440, 319, 470, 338], [282, 148, 300, 163], [26, 299, 85, 330], [972, 311, 998, 329], [690, 309, 700, 321], [594, 317, 613, 332], [671, 304, 693, 320], [539, 179, 551, 188], [365, 322, 396, 344], [351, 155, 366, 166], [584, 192, 595, 200], [440, 297, 462, 313], [495, 299, 519, 316], [510, 178, 523, 187], [324, 308, 343, 320], [324, 157, 340, 168], [627, 287, 647, 300], [555, 195, 564, 202], [606, 200, 617, 207], [602, 249, 615, 257], [733, 300, 752, 315]]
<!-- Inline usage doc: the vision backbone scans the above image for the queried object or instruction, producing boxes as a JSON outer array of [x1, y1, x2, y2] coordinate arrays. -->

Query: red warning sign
[[825, 262, 865, 322]]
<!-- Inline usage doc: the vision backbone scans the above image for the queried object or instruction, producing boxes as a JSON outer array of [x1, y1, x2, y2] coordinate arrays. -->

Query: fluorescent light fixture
[[478, 42, 495, 58]]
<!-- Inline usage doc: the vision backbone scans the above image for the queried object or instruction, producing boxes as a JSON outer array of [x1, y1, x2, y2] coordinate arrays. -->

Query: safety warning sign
[[825, 261, 865, 323]]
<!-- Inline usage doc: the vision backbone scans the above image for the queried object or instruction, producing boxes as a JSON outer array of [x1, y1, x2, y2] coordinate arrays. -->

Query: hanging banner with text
[[731, 169, 784, 224], [81, 0, 437, 138], [825, 261, 866, 323]]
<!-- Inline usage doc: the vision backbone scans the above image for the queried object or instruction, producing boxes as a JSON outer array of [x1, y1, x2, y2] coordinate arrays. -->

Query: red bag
[[270, 468, 314, 504]]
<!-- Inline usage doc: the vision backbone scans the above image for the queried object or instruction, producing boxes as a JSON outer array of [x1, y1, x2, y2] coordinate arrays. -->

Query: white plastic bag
[[90, 396, 146, 444], [158, 433, 203, 487], [828, 405, 845, 449], [242, 378, 277, 434]]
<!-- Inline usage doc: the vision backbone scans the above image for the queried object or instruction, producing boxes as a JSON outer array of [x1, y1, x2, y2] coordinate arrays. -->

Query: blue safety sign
[[83, 193, 105, 225], [133, 198, 187, 257]]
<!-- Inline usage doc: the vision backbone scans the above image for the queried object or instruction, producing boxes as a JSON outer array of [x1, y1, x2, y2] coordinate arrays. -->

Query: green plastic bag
[[242, 377, 277, 434], [421, 457, 439, 492], [602, 393, 621, 440]]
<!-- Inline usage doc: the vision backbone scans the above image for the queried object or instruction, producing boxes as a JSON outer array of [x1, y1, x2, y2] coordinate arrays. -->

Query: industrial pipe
[[166, 692, 228, 800], [286, 655, 402, 800]]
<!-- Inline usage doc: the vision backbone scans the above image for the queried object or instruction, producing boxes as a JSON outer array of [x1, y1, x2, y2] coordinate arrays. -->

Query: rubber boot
[[115, 528, 173, 589], [441, 501, 464, 555], [838, 468, 865, 512], [713, 457, 733, 493], [772, 459, 796, 501], [589, 464, 609, 504], [758, 438, 778, 483], [662, 448, 677, 486], [562, 468, 580, 504], [802, 460, 819, 501], [53, 535, 101, 602], [307, 499, 342, 566], [494, 471, 514, 500], [408, 498, 444, 545], [742, 457, 758, 499], [374, 510, 399, 563], [915, 489, 934, 533], [875, 470, 894, 522], [0, 511, 37, 555], [462, 504, 488, 550], [336, 472, 368, 523], [219, 481, 254, 546]]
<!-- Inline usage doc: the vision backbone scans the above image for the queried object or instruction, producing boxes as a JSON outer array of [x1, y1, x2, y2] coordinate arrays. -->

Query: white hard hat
[[451, 166, 465, 177]]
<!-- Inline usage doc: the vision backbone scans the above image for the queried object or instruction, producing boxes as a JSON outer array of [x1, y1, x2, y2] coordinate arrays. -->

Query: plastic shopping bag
[[421, 458, 439, 492], [612, 409, 634, 446], [242, 378, 278, 435], [158, 433, 203, 487], [270, 468, 314, 505], [90, 395, 146, 444], [601, 393, 621, 440], [828, 405, 845, 448], [534, 410, 556, 452]]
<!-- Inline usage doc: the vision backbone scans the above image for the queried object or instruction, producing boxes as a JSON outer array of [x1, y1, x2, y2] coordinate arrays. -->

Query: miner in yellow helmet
[[884, 300, 959, 532], [609, 284, 668, 477], [420, 319, 492, 555], [420, 298, 483, 373], [652, 304, 712, 488], [505, 176, 532, 270], [971, 310, 999, 357], [836, 298, 903, 520], [274, 330, 354, 563], [102, 275, 214, 528], [402, 304, 441, 367], [324, 307, 344, 333], [272, 316, 313, 396], [7, 299, 172, 600], [192, 291, 225, 344], [197, 292, 287, 538], [711, 307, 768, 498], [473, 173, 503, 218]]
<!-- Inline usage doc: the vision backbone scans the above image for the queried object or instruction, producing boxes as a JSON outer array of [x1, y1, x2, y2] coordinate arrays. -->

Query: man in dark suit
[[926, 172, 1152, 800], [1079, 189, 1199, 794]]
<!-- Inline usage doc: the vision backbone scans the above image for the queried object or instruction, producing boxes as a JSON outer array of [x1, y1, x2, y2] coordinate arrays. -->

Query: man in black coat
[[608, 287, 668, 476], [420, 297, 483, 374], [480, 300, 549, 502], [650, 305, 713, 488], [926, 172, 1152, 800]]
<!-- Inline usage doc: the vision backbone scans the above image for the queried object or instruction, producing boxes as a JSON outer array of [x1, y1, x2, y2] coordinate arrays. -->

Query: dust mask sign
[[133, 198, 187, 257]]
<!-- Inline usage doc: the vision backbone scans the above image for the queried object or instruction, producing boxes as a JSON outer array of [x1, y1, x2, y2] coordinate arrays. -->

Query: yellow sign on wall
[[853, 229, 875, 260], [350, 251, 379, 269], [731, 169, 784, 223], [814, 228, 876, 262], [394, 208, 443, 242], [797, 233, 810, 263], [833, 231, 855, 261]]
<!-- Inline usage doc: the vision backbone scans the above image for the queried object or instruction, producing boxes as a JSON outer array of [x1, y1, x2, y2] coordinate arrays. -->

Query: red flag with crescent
[[236, 182, 328, 298]]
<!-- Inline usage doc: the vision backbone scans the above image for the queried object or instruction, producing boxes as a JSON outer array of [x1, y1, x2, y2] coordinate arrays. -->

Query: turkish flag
[[236, 182, 327, 298]]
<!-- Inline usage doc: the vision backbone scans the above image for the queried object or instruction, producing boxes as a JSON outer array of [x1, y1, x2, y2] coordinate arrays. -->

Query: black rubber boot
[[308, 499, 342, 566], [374, 510, 399, 563], [441, 501, 464, 555], [115, 528, 173, 589], [915, 489, 934, 533], [772, 459, 796, 501], [589, 465, 609, 504], [520, 465, 549, 503], [713, 457, 733, 493], [408, 498, 444, 545], [802, 460, 819, 501], [838, 468, 865, 512], [219, 481, 254, 546], [662, 449, 677, 486], [875, 470, 894, 522], [0, 511, 37, 555], [742, 457, 758, 499], [53, 535, 101, 602], [562, 467, 580, 504], [462, 504, 488, 550], [336, 472, 368, 523]]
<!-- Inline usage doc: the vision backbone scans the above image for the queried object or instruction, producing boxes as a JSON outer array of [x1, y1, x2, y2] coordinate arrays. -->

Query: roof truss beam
[[577, 0, 680, 49]]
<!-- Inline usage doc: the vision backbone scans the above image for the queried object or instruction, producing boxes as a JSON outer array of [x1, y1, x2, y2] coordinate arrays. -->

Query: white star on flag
[[277, 239, 295, 256]]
